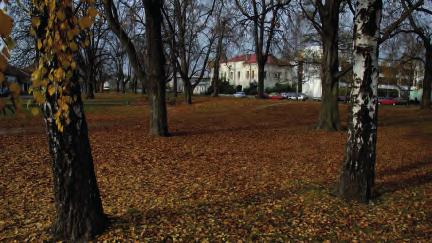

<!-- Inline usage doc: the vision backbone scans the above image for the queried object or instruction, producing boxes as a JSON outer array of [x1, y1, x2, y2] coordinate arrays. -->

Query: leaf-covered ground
[[1, 95, 432, 241]]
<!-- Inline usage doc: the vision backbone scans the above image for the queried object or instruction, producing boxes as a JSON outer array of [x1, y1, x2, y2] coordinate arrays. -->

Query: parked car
[[287, 92, 308, 101], [255, 93, 269, 99], [281, 92, 294, 99], [338, 95, 349, 103], [268, 92, 284, 100], [394, 97, 408, 105], [378, 97, 397, 105], [0, 87, 10, 97], [233, 91, 246, 98]]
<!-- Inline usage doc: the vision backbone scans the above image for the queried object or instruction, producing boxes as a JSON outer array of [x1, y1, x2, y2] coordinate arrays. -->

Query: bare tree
[[104, 0, 169, 136], [163, 0, 217, 104], [235, 0, 290, 98], [401, 0, 431, 109]]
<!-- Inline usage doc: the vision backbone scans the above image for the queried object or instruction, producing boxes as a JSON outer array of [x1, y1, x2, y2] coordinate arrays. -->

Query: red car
[[268, 92, 284, 100], [378, 97, 397, 105]]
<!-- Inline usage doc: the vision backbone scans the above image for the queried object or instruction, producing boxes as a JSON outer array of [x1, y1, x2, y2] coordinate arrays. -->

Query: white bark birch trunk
[[338, 0, 382, 202]]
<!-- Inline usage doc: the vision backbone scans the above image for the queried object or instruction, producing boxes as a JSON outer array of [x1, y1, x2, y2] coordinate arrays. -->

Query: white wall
[[212, 61, 296, 90]]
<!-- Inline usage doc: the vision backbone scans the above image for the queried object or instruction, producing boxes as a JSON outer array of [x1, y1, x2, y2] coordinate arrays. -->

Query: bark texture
[[144, 0, 169, 136], [338, 0, 382, 202], [316, 1, 341, 131], [44, 81, 107, 240], [212, 29, 225, 97], [33, 5, 107, 241], [421, 45, 431, 109]]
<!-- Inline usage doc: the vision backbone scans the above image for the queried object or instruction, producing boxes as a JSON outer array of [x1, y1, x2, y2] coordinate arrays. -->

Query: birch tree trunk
[[338, 0, 382, 202], [35, 7, 107, 240], [45, 80, 107, 240]]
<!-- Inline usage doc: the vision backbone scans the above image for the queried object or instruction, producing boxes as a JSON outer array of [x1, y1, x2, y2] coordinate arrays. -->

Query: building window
[[264, 71, 267, 78], [238, 71, 241, 79], [246, 71, 250, 79], [252, 70, 255, 79]]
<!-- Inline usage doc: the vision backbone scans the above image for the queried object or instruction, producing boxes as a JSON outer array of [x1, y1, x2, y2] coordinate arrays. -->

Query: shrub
[[206, 78, 236, 95], [243, 82, 258, 95], [265, 82, 295, 93]]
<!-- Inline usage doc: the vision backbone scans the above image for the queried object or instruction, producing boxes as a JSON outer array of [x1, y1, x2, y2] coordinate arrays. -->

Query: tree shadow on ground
[[105, 183, 327, 237], [170, 124, 300, 137], [375, 156, 432, 196]]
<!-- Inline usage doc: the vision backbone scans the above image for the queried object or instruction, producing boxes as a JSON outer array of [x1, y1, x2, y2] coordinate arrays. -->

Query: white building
[[211, 54, 296, 90], [301, 46, 323, 99]]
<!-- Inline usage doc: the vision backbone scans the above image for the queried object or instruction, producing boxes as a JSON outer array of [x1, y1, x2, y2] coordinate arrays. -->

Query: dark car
[[268, 92, 284, 100], [338, 95, 349, 103]]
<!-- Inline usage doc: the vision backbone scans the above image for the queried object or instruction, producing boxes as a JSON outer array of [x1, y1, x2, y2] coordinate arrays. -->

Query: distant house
[[210, 54, 296, 90], [167, 75, 212, 95], [1, 65, 31, 95]]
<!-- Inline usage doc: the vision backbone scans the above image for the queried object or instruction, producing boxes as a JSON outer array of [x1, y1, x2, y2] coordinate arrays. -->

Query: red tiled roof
[[222, 54, 281, 65]]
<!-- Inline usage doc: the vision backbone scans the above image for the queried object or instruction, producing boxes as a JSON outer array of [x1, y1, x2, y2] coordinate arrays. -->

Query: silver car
[[233, 91, 246, 98]]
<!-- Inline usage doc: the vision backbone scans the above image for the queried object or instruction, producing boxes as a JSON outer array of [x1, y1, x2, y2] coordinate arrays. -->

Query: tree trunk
[[34, 6, 107, 240], [257, 62, 265, 98], [338, 0, 382, 203], [297, 59, 304, 93], [86, 72, 95, 99], [44, 82, 107, 240], [212, 32, 224, 97], [144, 0, 169, 136], [317, 17, 341, 131], [421, 45, 431, 109], [184, 80, 193, 104]]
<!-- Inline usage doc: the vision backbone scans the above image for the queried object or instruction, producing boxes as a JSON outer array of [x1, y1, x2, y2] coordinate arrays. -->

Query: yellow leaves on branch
[[30, 0, 97, 132]]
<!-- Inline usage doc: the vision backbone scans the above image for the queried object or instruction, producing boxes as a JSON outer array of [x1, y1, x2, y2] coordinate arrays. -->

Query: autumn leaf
[[0, 10, 13, 38], [48, 85, 56, 96], [78, 16, 92, 29], [9, 83, 21, 96], [57, 10, 66, 21], [31, 17, 41, 28], [31, 107, 40, 116], [0, 53, 7, 72], [88, 7, 98, 18], [37, 39, 43, 50]]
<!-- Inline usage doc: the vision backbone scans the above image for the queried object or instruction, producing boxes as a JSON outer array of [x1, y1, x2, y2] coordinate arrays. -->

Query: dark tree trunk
[[34, 6, 107, 240], [116, 79, 120, 93], [257, 62, 266, 98], [317, 7, 341, 131], [170, 38, 178, 97], [44, 81, 107, 240], [144, 0, 169, 136], [86, 78, 95, 99], [297, 59, 304, 93], [421, 45, 431, 109], [212, 29, 224, 97], [338, 0, 382, 203], [133, 77, 138, 94], [173, 74, 178, 97], [184, 80, 193, 104], [211, 66, 220, 97]]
